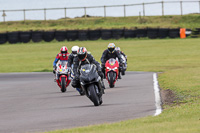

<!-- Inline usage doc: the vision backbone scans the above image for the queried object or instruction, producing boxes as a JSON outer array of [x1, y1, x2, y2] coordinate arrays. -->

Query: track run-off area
[[0, 72, 161, 133]]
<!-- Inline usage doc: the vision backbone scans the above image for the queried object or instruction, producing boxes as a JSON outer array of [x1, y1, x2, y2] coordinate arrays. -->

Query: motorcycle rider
[[100, 43, 123, 79], [67, 46, 79, 71], [72, 47, 105, 94], [53, 46, 70, 81], [115, 47, 127, 62]]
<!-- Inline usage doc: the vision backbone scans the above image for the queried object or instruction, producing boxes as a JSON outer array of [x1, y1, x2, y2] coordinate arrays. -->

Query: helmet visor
[[72, 51, 77, 55], [78, 53, 86, 61], [61, 51, 67, 54], [108, 48, 115, 52]]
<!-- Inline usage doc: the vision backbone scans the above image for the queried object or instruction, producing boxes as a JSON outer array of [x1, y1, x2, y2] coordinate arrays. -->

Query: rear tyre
[[88, 84, 100, 106], [108, 72, 115, 88], [61, 77, 66, 93]]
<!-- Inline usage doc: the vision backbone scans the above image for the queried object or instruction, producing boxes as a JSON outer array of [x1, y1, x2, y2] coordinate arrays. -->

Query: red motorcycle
[[105, 58, 119, 88], [55, 60, 71, 92]]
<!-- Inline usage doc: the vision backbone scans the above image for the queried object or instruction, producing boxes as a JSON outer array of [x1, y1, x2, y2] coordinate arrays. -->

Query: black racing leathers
[[67, 53, 76, 68], [72, 54, 102, 88], [101, 49, 123, 64], [100, 49, 123, 79]]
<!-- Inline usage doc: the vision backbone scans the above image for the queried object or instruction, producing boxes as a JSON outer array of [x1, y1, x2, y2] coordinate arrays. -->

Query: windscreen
[[108, 58, 116, 66]]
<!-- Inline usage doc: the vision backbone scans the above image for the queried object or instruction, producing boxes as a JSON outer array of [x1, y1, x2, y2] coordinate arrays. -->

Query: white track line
[[153, 73, 162, 116]]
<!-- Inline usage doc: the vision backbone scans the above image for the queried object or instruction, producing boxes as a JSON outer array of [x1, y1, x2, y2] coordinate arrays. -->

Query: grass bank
[[0, 38, 200, 132], [1, 15, 200, 32]]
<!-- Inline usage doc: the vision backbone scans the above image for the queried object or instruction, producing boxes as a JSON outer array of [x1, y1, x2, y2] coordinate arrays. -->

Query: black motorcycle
[[79, 64, 104, 106]]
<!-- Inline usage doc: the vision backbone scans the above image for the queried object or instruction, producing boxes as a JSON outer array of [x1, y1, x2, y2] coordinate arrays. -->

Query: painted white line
[[153, 73, 162, 116]]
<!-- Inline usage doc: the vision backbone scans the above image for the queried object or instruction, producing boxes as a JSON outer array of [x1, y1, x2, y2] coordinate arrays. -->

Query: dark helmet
[[77, 47, 87, 61], [107, 43, 115, 53]]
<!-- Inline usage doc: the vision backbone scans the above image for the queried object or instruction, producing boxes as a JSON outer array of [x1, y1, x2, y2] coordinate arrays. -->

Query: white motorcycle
[[116, 54, 127, 75]]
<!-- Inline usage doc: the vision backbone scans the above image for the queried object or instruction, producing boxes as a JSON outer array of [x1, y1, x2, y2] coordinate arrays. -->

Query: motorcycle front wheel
[[88, 84, 100, 106], [61, 77, 66, 93], [108, 72, 115, 88]]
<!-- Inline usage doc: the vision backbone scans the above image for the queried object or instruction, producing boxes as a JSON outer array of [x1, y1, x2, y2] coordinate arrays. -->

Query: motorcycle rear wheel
[[61, 77, 66, 93]]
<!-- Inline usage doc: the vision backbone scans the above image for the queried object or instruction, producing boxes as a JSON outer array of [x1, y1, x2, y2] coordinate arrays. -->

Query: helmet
[[77, 47, 87, 61], [71, 46, 79, 55], [115, 47, 121, 53], [108, 43, 115, 53], [60, 46, 68, 57]]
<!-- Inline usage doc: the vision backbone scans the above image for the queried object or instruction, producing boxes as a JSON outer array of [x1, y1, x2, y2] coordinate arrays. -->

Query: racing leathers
[[72, 54, 104, 90], [53, 52, 70, 79], [67, 53, 77, 72], [100, 49, 123, 79], [120, 51, 127, 61]]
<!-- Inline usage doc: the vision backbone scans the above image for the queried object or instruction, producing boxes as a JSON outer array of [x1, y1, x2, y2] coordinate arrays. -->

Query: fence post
[[44, 8, 46, 21], [2, 10, 6, 22], [139, 12, 142, 23], [180, 1, 183, 16], [104, 6, 106, 17], [84, 7, 86, 18], [143, 3, 145, 16], [64, 8, 67, 19], [162, 1, 164, 16], [124, 5, 126, 17], [199, 1, 200, 13], [23, 9, 26, 22]]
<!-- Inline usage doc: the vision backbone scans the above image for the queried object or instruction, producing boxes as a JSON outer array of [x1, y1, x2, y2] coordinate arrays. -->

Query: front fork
[[56, 75, 71, 88]]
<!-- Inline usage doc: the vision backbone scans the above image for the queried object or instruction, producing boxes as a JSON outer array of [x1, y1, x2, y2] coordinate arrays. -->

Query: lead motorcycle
[[55, 60, 71, 93], [105, 58, 119, 88], [79, 64, 104, 106]]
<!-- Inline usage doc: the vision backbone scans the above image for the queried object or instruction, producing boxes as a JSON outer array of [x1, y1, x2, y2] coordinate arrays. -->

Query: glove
[[98, 71, 103, 78], [53, 66, 57, 74]]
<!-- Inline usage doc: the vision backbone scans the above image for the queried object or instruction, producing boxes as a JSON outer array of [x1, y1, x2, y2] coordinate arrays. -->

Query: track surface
[[0, 72, 156, 133]]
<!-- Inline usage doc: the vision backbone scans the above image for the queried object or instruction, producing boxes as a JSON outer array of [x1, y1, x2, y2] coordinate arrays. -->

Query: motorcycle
[[120, 54, 127, 75], [55, 60, 71, 93], [79, 64, 104, 106], [105, 58, 119, 88]]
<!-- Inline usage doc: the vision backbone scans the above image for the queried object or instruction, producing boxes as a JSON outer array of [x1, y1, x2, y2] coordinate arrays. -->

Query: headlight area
[[106, 67, 118, 71]]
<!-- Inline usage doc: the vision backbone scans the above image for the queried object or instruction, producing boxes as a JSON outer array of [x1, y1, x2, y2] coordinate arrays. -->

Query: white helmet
[[71, 46, 79, 55]]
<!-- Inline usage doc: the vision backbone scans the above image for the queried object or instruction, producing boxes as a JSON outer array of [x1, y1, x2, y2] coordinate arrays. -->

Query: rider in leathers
[[53, 46, 69, 81], [115, 47, 127, 62], [101, 43, 123, 79], [72, 47, 104, 93], [67, 46, 79, 71]]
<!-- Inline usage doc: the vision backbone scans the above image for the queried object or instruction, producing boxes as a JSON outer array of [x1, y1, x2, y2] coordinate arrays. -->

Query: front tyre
[[88, 84, 100, 106], [61, 77, 66, 92], [108, 72, 115, 88]]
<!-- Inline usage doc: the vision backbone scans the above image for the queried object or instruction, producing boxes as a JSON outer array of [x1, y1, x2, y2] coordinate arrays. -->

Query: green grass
[[1, 38, 200, 133], [1, 14, 200, 32]]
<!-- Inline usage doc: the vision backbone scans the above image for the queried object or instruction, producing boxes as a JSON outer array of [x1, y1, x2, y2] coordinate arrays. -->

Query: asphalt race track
[[0, 72, 156, 133]]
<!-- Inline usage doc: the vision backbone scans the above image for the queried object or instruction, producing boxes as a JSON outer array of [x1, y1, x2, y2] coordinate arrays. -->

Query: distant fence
[[0, 28, 199, 44], [1, 0, 200, 22]]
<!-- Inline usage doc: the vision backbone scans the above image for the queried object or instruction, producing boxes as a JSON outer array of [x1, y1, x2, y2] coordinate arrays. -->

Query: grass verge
[[0, 38, 200, 132], [1, 14, 200, 32]]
